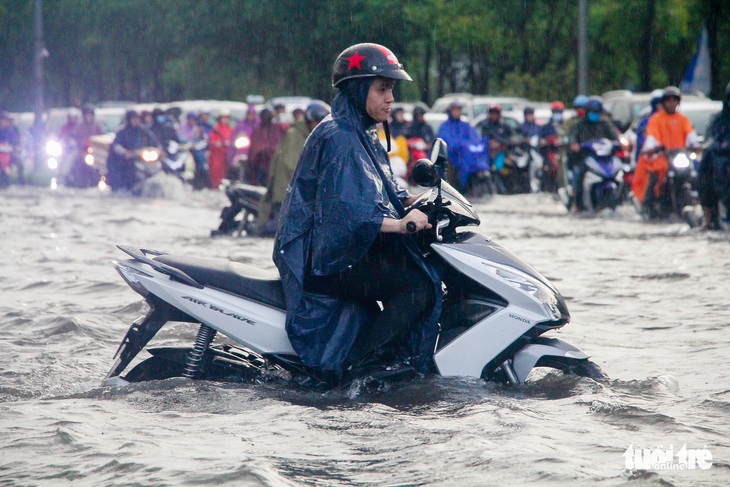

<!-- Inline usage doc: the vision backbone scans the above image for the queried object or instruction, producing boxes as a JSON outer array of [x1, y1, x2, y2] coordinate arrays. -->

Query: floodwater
[[1, 184, 728, 486]]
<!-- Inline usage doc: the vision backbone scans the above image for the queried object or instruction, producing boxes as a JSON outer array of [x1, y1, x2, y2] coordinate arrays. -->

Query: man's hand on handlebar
[[401, 209, 432, 234]]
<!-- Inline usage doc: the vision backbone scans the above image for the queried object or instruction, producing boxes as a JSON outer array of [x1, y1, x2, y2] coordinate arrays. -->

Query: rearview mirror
[[411, 158, 440, 187], [430, 138, 448, 168]]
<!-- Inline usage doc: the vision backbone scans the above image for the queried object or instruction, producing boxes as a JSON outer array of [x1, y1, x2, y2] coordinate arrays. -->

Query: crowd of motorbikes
[[213, 126, 722, 239]]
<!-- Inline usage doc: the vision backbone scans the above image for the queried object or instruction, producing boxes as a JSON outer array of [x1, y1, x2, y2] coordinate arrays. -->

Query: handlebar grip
[[406, 221, 417, 234]]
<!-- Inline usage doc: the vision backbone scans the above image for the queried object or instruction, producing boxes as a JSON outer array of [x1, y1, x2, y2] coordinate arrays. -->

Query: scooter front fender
[[511, 337, 590, 383]]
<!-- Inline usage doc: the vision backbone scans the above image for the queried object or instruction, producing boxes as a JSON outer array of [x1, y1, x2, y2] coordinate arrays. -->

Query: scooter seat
[[154, 255, 286, 310]]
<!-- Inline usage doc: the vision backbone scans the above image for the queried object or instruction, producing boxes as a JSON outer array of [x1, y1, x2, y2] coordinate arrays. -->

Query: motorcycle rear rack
[[117, 245, 203, 289]]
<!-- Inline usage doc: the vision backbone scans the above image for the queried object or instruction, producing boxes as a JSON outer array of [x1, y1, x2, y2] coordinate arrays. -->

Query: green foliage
[[0, 0, 727, 111]]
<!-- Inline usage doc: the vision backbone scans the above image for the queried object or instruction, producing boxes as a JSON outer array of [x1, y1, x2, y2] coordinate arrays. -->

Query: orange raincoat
[[632, 111, 695, 203]]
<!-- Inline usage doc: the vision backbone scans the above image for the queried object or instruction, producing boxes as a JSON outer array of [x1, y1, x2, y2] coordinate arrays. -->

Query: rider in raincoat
[[273, 43, 443, 378]]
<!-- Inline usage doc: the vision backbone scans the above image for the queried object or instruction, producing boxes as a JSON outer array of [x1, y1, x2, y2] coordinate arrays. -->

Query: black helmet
[[523, 106, 535, 115], [81, 103, 95, 115], [662, 86, 681, 100], [332, 43, 412, 88], [413, 106, 426, 116], [304, 102, 329, 124]]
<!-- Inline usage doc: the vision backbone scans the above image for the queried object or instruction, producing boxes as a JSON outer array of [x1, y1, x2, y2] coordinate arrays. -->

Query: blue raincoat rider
[[436, 101, 489, 190], [273, 43, 443, 378]]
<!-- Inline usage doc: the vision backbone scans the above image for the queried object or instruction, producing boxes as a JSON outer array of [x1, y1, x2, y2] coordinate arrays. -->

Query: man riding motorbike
[[67, 104, 104, 187], [630, 89, 664, 208], [408, 106, 434, 145], [273, 43, 441, 381], [106, 110, 160, 192], [478, 105, 515, 172], [567, 96, 618, 211], [520, 107, 540, 139], [436, 101, 489, 192], [698, 81, 730, 230], [638, 86, 699, 219], [179, 112, 210, 190]]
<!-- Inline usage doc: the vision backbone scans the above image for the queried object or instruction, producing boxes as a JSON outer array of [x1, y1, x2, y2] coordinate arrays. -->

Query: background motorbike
[[446, 139, 495, 198], [540, 134, 564, 193], [663, 148, 701, 226], [561, 138, 624, 213], [63, 140, 102, 188], [211, 180, 266, 237], [493, 134, 541, 195], [405, 136, 429, 183]]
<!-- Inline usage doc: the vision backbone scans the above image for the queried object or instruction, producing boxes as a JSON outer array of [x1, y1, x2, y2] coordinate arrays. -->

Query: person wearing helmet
[[257, 102, 330, 236], [247, 108, 282, 185], [479, 104, 514, 143], [106, 110, 159, 192], [478, 104, 515, 173], [538, 102, 567, 192], [389, 106, 409, 138], [567, 96, 618, 210], [150, 107, 182, 152], [521, 107, 540, 138], [407, 106, 434, 144], [208, 110, 233, 188], [633, 90, 664, 162], [436, 100, 485, 190], [562, 95, 589, 136], [273, 43, 441, 381], [630, 89, 664, 206], [68, 104, 104, 187], [539, 101, 566, 141], [639, 86, 699, 218], [59, 108, 81, 141], [231, 104, 260, 179], [697, 81, 730, 230], [179, 112, 210, 190]]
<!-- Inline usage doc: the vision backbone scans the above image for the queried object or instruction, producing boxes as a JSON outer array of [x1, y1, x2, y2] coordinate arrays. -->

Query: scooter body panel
[[430, 235, 569, 377], [117, 260, 294, 356]]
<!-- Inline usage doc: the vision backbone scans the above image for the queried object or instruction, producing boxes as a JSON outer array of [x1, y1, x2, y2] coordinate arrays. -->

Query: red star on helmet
[[347, 51, 366, 70]]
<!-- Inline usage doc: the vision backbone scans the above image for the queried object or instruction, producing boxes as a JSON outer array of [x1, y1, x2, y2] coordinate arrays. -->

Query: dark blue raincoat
[[273, 90, 443, 373], [436, 116, 490, 189]]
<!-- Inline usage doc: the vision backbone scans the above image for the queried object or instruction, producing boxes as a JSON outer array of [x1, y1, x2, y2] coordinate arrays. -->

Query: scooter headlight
[[84, 153, 95, 166], [672, 152, 691, 169], [481, 261, 562, 320], [141, 149, 160, 162], [46, 140, 63, 158], [234, 136, 250, 150]]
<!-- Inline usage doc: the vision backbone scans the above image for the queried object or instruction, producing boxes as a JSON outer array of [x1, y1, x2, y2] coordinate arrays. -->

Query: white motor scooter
[[105, 139, 603, 388]]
